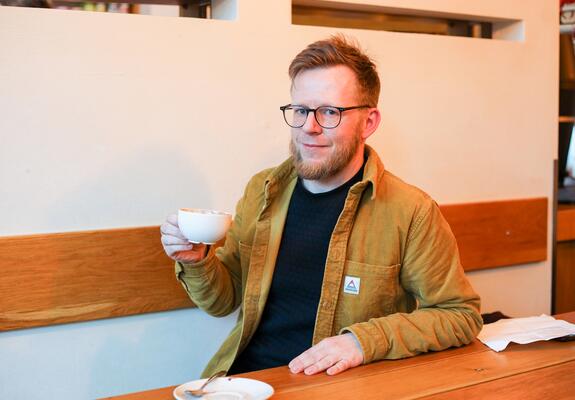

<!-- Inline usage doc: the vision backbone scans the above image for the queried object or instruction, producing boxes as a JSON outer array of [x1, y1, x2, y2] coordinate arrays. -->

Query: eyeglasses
[[280, 104, 370, 129]]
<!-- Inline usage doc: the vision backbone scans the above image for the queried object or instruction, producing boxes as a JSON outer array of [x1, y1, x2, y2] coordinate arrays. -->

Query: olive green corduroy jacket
[[176, 146, 482, 378]]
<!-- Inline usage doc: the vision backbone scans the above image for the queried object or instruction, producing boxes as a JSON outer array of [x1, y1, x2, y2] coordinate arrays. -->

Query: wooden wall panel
[[439, 198, 547, 271], [555, 242, 575, 314], [0, 198, 548, 332], [557, 205, 575, 242], [0, 227, 194, 332]]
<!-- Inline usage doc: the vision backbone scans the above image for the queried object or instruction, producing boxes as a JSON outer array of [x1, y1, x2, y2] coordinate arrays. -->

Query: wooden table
[[103, 312, 575, 400]]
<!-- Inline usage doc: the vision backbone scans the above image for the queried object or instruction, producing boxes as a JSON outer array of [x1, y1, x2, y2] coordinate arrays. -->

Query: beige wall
[[0, 0, 558, 398]]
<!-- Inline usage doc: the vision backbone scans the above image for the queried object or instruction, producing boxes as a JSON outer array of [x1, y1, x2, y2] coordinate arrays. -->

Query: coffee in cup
[[178, 208, 232, 244]]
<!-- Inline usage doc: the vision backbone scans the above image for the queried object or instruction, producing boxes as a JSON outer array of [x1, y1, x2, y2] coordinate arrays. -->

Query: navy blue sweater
[[228, 166, 364, 374]]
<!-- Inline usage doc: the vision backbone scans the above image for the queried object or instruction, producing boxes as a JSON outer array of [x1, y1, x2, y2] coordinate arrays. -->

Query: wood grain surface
[[420, 361, 575, 400], [557, 204, 575, 242], [0, 226, 194, 331], [0, 198, 549, 331], [555, 241, 575, 314], [271, 343, 574, 399], [101, 312, 575, 400], [439, 198, 548, 271]]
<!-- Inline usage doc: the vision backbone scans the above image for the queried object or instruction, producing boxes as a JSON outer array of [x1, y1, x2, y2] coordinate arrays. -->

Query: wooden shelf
[[53, 0, 190, 6]]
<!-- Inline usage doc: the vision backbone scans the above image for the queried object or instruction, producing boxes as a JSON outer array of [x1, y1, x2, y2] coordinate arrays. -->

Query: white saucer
[[173, 377, 274, 400]]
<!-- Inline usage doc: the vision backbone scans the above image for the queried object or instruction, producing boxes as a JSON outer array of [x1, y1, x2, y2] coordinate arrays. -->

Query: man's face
[[289, 65, 366, 181]]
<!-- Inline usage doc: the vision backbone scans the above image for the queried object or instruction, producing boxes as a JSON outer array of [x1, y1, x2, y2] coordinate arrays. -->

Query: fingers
[[291, 353, 352, 376], [161, 216, 186, 240], [289, 334, 364, 376], [161, 233, 189, 247], [326, 359, 351, 376], [161, 213, 198, 260], [303, 355, 337, 375], [167, 213, 179, 226], [160, 222, 183, 238], [288, 347, 316, 374], [289, 339, 333, 374], [166, 244, 195, 255]]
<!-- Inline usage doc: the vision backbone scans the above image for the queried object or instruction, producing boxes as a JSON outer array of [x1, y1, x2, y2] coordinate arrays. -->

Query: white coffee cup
[[177, 208, 232, 244]]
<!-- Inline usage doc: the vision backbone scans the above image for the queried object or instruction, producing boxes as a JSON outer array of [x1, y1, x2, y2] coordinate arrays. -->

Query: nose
[[301, 110, 322, 135]]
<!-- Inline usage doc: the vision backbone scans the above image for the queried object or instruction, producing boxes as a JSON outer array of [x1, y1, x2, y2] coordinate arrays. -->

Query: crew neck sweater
[[228, 165, 364, 374]]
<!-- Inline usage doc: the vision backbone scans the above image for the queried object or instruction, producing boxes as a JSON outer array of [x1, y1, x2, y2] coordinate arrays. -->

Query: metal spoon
[[185, 370, 227, 398]]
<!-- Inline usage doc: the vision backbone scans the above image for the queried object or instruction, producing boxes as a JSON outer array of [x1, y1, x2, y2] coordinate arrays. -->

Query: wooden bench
[[0, 197, 548, 331]]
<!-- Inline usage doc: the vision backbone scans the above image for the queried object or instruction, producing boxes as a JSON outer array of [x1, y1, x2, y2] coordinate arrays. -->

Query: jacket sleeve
[[342, 200, 483, 364], [174, 193, 247, 318]]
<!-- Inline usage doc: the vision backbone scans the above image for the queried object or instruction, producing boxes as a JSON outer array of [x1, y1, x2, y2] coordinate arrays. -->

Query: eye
[[293, 107, 308, 116], [319, 107, 338, 117]]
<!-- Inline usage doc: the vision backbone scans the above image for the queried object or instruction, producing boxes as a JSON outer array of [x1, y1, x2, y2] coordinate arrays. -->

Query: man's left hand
[[288, 333, 364, 376]]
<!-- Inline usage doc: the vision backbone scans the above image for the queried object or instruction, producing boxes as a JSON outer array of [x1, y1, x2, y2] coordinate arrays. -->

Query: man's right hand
[[160, 213, 208, 264]]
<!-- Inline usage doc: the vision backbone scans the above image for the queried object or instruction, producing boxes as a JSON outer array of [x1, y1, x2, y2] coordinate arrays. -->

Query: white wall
[[0, 309, 238, 399], [0, 0, 557, 398]]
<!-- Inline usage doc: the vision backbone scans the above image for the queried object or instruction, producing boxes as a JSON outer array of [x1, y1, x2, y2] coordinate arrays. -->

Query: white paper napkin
[[477, 314, 575, 351]]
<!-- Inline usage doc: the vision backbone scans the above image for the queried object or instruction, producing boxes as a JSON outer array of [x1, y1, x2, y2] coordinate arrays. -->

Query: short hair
[[288, 34, 380, 107]]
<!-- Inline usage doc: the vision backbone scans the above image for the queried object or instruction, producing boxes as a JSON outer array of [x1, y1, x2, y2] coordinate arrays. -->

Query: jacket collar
[[362, 144, 385, 200]]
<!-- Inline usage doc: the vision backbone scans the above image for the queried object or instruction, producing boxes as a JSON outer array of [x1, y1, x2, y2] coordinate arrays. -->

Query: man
[[160, 35, 482, 378]]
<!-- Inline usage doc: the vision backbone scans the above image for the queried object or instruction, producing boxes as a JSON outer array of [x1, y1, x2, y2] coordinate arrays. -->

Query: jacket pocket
[[335, 261, 401, 330]]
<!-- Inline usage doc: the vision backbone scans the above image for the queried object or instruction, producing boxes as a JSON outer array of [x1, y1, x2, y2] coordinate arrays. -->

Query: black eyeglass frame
[[279, 104, 371, 129]]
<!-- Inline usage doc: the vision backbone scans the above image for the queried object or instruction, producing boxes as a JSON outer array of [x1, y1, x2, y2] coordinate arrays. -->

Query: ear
[[361, 108, 381, 141]]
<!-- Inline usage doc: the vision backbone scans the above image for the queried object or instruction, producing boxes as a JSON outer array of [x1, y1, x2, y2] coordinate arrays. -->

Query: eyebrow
[[289, 104, 338, 108]]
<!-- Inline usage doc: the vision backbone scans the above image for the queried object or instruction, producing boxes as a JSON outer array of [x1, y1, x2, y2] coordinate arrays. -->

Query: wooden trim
[[555, 242, 575, 313], [557, 204, 575, 242], [0, 227, 194, 332], [0, 198, 548, 332], [292, 4, 450, 35], [53, 0, 182, 6], [439, 198, 548, 271]]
